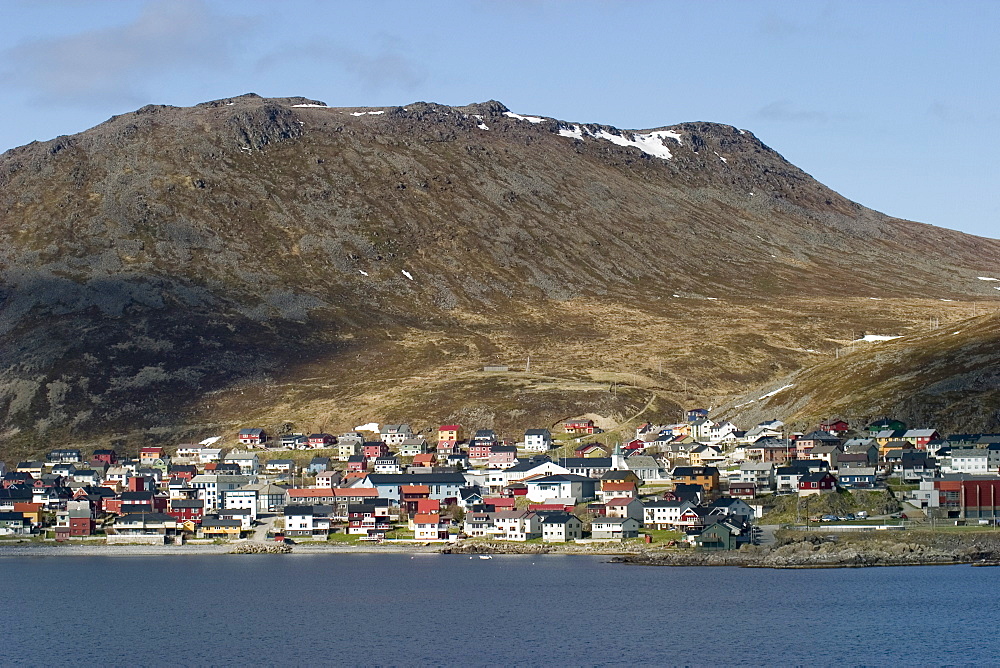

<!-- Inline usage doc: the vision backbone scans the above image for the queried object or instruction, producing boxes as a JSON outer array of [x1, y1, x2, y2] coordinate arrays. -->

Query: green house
[[864, 418, 907, 437], [694, 522, 738, 551]]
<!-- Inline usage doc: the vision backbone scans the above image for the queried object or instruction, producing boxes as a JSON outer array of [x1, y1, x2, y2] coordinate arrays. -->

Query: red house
[[238, 428, 267, 446], [798, 471, 837, 496], [819, 419, 850, 434], [308, 433, 336, 448], [401, 485, 431, 514], [362, 442, 390, 459], [412, 453, 436, 468], [469, 443, 493, 460], [347, 455, 368, 472], [623, 440, 646, 453], [92, 449, 118, 466], [729, 482, 757, 499], [69, 516, 95, 536], [529, 502, 574, 512], [168, 465, 197, 482], [483, 497, 516, 511], [167, 499, 205, 524], [563, 419, 596, 435], [488, 446, 518, 468]]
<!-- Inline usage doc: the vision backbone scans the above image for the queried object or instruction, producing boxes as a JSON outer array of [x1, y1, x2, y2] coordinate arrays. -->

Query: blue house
[[836, 468, 877, 489], [307, 457, 331, 475]]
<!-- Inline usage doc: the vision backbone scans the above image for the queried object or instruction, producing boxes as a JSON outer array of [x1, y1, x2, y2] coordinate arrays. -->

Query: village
[[3, 410, 1000, 552]]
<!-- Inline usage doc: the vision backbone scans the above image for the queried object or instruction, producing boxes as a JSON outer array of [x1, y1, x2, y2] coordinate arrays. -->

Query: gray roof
[[625, 455, 659, 469]]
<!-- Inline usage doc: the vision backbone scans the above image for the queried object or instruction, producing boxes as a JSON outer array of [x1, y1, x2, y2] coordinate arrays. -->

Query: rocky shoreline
[[611, 532, 1000, 569], [5, 532, 1000, 566]]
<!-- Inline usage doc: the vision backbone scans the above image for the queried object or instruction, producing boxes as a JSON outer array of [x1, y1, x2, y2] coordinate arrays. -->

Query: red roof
[[414, 513, 440, 524], [413, 454, 435, 465], [602, 481, 636, 491], [529, 503, 571, 511], [439, 425, 461, 431], [288, 488, 332, 498], [605, 497, 636, 506], [416, 499, 440, 513], [332, 487, 377, 497], [484, 497, 516, 509], [401, 485, 430, 494]]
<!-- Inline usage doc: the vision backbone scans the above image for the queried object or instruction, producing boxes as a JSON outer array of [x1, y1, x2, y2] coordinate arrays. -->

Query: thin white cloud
[[255, 34, 426, 92], [755, 100, 828, 123], [1, 0, 250, 107]]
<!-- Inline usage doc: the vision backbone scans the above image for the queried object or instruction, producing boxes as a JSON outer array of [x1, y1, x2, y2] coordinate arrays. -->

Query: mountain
[[1, 93, 998, 457]]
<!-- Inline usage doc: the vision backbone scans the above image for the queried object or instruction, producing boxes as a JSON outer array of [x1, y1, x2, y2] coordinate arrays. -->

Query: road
[[253, 514, 278, 541]]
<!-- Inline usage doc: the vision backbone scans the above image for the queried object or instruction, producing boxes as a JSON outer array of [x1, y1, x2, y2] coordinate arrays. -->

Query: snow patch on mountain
[[504, 111, 545, 123], [554, 123, 683, 161], [759, 384, 794, 400]]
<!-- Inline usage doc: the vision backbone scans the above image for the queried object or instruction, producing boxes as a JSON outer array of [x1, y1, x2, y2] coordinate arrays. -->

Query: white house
[[691, 418, 717, 441], [946, 448, 990, 474], [412, 512, 447, 540], [503, 460, 571, 485], [540, 514, 582, 542], [224, 451, 260, 475], [591, 517, 641, 540], [605, 497, 644, 521], [642, 500, 694, 529], [525, 475, 597, 503], [283, 505, 331, 537], [735, 462, 775, 490], [491, 510, 542, 541], [190, 474, 254, 511], [380, 424, 413, 447], [399, 438, 428, 457], [708, 421, 739, 444], [223, 489, 260, 520], [523, 429, 553, 452]]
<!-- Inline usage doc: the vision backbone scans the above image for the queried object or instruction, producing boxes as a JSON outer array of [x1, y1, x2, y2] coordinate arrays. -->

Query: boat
[[479, 555, 493, 560]]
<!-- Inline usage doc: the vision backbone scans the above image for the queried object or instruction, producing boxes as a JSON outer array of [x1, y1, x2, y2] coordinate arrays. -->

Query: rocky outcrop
[[228, 541, 292, 554], [442, 542, 552, 555], [612, 533, 1000, 568]]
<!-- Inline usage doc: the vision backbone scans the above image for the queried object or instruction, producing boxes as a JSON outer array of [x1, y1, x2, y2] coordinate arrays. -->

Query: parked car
[[856, 511, 868, 519], [821, 515, 839, 522]]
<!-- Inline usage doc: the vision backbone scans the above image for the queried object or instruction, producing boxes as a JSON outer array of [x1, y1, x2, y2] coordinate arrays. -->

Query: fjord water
[[3, 554, 998, 666]]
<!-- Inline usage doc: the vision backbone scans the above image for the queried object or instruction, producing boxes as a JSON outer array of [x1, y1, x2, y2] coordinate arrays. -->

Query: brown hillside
[[1, 93, 998, 457]]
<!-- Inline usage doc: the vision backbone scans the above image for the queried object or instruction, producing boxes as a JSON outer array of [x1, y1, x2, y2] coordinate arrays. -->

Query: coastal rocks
[[228, 542, 292, 555], [442, 542, 552, 555], [612, 534, 1000, 569]]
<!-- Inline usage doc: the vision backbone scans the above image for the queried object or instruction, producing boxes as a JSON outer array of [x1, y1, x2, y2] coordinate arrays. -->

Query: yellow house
[[672, 466, 720, 492], [200, 520, 242, 539], [438, 425, 462, 443], [879, 439, 914, 458]]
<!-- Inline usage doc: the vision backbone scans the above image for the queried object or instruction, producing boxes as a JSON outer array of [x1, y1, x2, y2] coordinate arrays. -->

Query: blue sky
[[2, 0, 997, 239]]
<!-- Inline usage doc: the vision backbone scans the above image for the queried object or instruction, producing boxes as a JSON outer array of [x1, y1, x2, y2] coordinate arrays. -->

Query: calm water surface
[[2, 554, 997, 666]]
